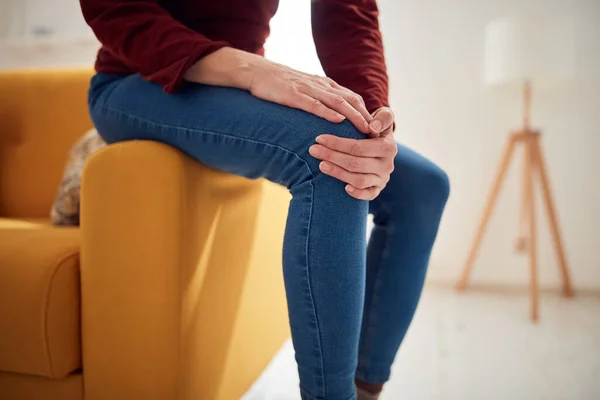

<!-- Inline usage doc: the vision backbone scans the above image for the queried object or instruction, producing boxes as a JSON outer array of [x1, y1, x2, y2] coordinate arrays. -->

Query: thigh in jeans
[[89, 73, 356, 185], [89, 73, 369, 400]]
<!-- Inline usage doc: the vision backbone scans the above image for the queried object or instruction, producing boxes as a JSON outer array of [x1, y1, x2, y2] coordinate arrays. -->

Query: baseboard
[[424, 277, 600, 298]]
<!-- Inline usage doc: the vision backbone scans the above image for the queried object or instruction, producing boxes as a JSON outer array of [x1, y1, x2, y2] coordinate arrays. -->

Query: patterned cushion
[[50, 129, 106, 226]]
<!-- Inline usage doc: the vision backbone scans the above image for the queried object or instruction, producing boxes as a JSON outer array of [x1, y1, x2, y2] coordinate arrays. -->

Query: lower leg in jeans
[[356, 144, 450, 386], [286, 173, 368, 400]]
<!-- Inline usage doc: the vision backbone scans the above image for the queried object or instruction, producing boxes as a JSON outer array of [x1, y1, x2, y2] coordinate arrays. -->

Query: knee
[[296, 118, 365, 175], [392, 163, 449, 232], [394, 159, 450, 213], [327, 119, 366, 141], [425, 165, 450, 207]]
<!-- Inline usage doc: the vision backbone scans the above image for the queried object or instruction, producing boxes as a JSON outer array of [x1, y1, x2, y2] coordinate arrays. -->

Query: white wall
[[0, 0, 97, 70], [1, 0, 91, 38], [376, 0, 600, 289], [26, 0, 92, 38]]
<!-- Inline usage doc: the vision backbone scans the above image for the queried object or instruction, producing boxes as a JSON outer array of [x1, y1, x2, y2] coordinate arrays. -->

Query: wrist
[[185, 47, 261, 91], [228, 48, 262, 91]]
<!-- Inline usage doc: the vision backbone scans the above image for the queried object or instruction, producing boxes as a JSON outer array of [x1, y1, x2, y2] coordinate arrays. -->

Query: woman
[[80, 1, 449, 399]]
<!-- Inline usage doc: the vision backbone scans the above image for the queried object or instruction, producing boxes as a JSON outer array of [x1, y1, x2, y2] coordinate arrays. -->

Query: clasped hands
[[309, 106, 397, 201], [244, 56, 397, 200]]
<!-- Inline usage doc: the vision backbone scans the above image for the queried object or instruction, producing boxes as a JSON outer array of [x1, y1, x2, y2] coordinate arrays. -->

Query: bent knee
[[425, 164, 450, 205], [414, 163, 450, 210], [294, 117, 365, 174], [392, 151, 450, 210]]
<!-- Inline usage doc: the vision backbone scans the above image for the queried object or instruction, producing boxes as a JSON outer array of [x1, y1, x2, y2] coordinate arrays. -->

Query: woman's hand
[[309, 107, 397, 200], [248, 58, 373, 133], [185, 47, 373, 134]]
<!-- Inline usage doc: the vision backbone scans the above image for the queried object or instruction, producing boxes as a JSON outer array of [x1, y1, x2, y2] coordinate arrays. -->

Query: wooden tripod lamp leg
[[456, 135, 518, 291], [525, 135, 539, 322], [532, 136, 574, 297], [517, 143, 531, 253]]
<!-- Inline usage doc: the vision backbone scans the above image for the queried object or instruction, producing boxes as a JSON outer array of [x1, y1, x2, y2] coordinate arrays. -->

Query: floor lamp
[[455, 15, 575, 321]]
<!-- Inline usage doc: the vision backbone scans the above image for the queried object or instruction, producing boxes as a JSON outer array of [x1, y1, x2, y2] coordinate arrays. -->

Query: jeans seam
[[358, 199, 394, 380], [305, 180, 326, 398], [92, 102, 327, 397]]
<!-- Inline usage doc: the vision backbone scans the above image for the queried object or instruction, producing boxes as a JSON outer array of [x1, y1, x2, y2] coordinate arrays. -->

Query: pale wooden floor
[[243, 286, 600, 400]]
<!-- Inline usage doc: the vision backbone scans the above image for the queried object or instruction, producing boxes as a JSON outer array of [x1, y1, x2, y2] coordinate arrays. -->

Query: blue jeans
[[88, 73, 449, 400]]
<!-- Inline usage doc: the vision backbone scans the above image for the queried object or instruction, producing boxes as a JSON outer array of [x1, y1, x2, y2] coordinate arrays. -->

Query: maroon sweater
[[80, 0, 389, 113]]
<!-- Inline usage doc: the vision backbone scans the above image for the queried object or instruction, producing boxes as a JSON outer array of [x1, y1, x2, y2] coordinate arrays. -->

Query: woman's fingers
[[302, 85, 370, 133], [326, 84, 372, 123], [319, 78, 373, 126], [288, 93, 346, 124], [315, 134, 398, 159], [318, 161, 385, 190], [345, 185, 381, 201], [369, 107, 395, 136], [319, 158, 385, 200], [309, 144, 386, 175]]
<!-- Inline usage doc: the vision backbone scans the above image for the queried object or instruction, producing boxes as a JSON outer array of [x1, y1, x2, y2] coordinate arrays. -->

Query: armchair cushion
[[0, 219, 81, 379], [0, 69, 94, 218]]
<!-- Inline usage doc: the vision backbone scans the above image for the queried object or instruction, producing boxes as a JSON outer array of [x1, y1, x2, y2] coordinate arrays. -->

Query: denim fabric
[[88, 73, 449, 400]]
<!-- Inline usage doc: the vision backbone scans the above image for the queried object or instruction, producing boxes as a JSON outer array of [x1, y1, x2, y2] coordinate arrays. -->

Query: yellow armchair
[[0, 69, 290, 400]]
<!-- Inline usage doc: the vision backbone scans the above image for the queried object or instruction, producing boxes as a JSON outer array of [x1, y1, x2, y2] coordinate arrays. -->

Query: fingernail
[[370, 120, 382, 133], [309, 146, 319, 156], [320, 162, 330, 172], [346, 185, 354, 193], [316, 135, 326, 145]]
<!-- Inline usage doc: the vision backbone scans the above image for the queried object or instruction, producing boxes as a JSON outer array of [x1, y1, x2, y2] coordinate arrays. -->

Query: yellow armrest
[[80, 140, 290, 400]]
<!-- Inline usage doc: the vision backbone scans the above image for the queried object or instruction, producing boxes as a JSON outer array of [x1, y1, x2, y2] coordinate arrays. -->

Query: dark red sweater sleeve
[[311, 0, 389, 113], [80, 0, 230, 93]]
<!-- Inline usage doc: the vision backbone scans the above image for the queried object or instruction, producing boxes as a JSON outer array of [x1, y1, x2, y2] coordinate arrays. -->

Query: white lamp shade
[[484, 15, 574, 87]]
